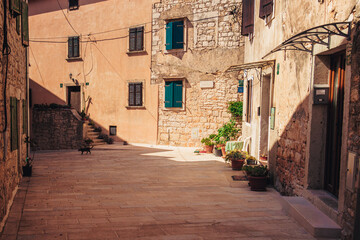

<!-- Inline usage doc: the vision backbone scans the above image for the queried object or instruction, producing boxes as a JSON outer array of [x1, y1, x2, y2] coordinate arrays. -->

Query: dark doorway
[[324, 52, 345, 197], [67, 86, 81, 112]]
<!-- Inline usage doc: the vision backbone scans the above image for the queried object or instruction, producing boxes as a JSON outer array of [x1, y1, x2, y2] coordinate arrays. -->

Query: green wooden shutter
[[136, 27, 144, 51], [10, 97, 18, 151], [73, 37, 79, 57], [165, 81, 173, 108], [129, 83, 135, 106], [172, 21, 184, 49], [129, 28, 136, 51], [165, 22, 173, 50], [21, 1, 29, 46], [68, 37, 73, 58], [22, 99, 27, 134], [16, 15, 20, 35], [173, 81, 183, 108], [11, 0, 21, 15]]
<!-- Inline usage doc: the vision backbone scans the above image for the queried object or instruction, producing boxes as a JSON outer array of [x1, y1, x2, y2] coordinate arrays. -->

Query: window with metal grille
[[68, 36, 80, 58], [241, 0, 254, 36], [69, 0, 79, 10], [165, 20, 184, 50], [128, 83, 143, 106], [129, 27, 144, 52], [165, 81, 183, 108], [259, 0, 273, 19]]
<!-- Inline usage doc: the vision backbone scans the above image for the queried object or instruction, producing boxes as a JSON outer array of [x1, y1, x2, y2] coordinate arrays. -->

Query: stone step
[[280, 197, 341, 239]]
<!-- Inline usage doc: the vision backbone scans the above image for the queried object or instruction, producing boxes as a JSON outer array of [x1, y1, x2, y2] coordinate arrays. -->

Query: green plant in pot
[[225, 150, 247, 170], [22, 157, 33, 177], [246, 155, 257, 165], [201, 137, 215, 153], [243, 165, 269, 191]]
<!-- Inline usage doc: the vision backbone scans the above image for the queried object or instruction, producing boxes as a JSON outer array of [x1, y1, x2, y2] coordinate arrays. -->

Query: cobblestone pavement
[[0, 143, 315, 240]]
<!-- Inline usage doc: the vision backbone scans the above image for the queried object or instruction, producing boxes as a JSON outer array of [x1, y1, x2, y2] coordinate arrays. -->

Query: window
[[128, 83, 143, 106], [68, 36, 80, 58], [165, 20, 184, 50], [259, 0, 273, 19], [109, 126, 117, 136], [241, 0, 254, 36], [165, 81, 183, 108], [21, 1, 29, 46], [246, 80, 252, 123], [129, 27, 144, 52], [10, 97, 18, 151], [69, 0, 79, 10], [22, 100, 27, 134]]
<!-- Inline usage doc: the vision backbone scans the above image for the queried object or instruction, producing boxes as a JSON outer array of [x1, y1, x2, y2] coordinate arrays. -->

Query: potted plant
[[244, 165, 269, 191], [260, 154, 268, 162], [201, 137, 215, 153], [22, 157, 33, 177], [225, 150, 247, 170], [246, 155, 257, 165]]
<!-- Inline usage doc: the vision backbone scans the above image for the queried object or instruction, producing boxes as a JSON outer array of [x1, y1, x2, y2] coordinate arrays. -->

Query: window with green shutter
[[129, 27, 144, 52], [165, 20, 184, 50], [165, 81, 183, 108], [21, 1, 29, 46], [10, 97, 18, 151], [22, 99, 27, 134], [11, 0, 21, 15], [68, 36, 80, 58]]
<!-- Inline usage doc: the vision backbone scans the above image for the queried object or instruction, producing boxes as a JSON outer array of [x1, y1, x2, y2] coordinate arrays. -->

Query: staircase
[[84, 120, 107, 146], [280, 196, 341, 239]]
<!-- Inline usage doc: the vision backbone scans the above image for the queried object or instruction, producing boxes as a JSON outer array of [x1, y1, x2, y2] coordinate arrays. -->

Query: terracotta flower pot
[[221, 146, 226, 157], [231, 159, 245, 170], [214, 148, 222, 157], [248, 176, 267, 191], [205, 145, 214, 153]]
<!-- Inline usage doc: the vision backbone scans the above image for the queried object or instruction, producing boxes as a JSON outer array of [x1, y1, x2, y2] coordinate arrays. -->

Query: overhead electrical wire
[[56, 0, 79, 35], [29, 9, 239, 43]]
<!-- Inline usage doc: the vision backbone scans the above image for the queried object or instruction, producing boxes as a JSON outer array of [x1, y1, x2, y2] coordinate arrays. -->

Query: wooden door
[[324, 52, 345, 197], [67, 86, 81, 112]]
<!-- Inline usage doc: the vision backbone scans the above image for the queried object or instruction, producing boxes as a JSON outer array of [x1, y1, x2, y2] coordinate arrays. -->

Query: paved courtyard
[[0, 143, 316, 240]]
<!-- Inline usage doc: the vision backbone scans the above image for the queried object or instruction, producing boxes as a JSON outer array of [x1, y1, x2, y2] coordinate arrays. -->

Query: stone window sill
[[126, 50, 147, 55], [66, 57, 83, 62], [126, 106, 146, 109]]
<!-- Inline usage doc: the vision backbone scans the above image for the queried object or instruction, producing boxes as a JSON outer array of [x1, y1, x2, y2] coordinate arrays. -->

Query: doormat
[[232, 175, 248, 181]]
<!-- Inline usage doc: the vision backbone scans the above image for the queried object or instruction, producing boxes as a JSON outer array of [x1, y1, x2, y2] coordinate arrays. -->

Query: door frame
[[64, 83, 83, 112]]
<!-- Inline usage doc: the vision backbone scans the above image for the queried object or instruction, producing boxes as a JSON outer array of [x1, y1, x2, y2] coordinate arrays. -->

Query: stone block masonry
[[0, 0, 28, 231], [31, 108, 83, 150], [152, 0, 244, 147]]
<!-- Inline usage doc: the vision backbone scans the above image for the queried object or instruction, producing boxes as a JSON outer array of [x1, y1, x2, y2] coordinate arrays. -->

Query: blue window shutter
[[172, 21, 184, 49], [173, 81, 183, 107], [165, 22, 173, 50], [165, 81, 174, 108]]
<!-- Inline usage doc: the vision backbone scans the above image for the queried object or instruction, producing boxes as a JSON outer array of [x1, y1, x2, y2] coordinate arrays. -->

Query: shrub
[[228, 101, 243, 118], [217, 120, 239, 141], [107, 138, 114, 144]]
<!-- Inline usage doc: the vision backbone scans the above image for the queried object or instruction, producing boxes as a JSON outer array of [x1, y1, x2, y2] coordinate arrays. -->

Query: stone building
[[237, 0, 360, 238], [151, 0, 244, 147], [0, 0, 29, 231], [28, 0, 159, 145]]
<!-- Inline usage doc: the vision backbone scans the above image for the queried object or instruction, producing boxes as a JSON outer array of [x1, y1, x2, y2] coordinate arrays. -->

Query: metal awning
[[263, 22, 351, 59], [226, 60, 275, 72]]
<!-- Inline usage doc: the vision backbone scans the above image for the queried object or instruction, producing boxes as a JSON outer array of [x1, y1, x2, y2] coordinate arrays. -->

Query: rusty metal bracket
[[263, 22, 351, 59]]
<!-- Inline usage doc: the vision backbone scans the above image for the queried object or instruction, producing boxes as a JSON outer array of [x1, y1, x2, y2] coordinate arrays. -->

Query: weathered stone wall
[[31, 108, 83, 150], [152, 0, 244, 147], [341, 22, 360, 239], [0, 0, 28, 230]]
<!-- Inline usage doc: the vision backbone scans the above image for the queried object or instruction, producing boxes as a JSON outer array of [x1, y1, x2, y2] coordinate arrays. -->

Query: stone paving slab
[[0, 143, 316, 240]]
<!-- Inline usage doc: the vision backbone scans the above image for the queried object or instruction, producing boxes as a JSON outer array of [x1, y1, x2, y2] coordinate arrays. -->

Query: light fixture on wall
[[69, 73, 79, 85]]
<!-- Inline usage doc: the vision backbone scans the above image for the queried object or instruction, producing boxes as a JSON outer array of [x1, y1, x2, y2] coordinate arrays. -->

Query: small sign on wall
[[200, 81, 214, 89], [238, 80, 244, 93], [191, 128, 199, 139]]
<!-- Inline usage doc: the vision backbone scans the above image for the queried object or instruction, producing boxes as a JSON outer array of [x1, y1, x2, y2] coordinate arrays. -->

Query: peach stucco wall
[[29, 0, 159, 144]]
